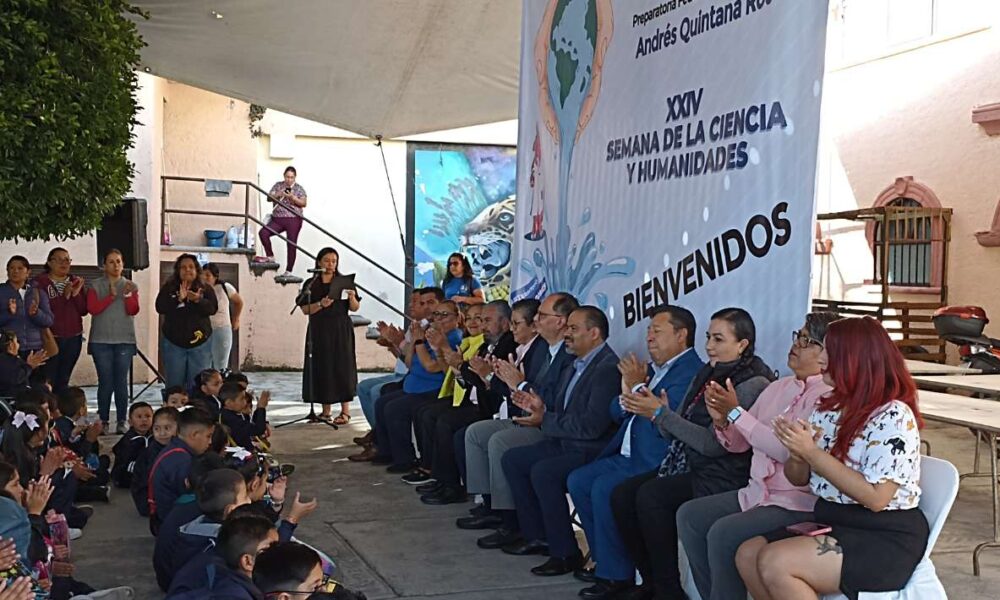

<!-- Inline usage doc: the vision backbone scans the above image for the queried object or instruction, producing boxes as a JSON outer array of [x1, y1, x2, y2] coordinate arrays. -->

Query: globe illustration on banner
[[516, 0, 634, 311]]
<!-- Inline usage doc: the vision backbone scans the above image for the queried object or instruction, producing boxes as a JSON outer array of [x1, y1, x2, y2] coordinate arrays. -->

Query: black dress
[[297, 276, 358, 404]]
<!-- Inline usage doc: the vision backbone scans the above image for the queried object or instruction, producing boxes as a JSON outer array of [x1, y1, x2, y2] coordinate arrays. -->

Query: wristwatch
[[726, 407, 743, 425]]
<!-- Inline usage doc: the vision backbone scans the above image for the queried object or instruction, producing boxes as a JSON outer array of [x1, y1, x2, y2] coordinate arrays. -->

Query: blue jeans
[[49, 334, 83, 393], [357, 373, 403, 427], [210, 326, 233, 371], [161, 338, 213, 388], [90, 342, 135, 424]]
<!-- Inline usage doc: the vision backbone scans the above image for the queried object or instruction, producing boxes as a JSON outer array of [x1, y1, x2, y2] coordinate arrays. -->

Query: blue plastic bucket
[[204, 229, 225, 247]]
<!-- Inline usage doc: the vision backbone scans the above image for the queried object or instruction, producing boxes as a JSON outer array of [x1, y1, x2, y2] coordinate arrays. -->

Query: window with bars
[[873, 198, 933, 287]]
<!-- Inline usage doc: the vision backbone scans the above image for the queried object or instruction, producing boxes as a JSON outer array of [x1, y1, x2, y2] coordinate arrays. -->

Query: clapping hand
[[444, 347, 464, 370], [26, 351, 47, 369], [0, 576, 34, 600], [409, 320, 426, 342], [27, 301, 37, 317], [0, 538, 19, 570], [705, 379, 738, 425], [7, 299, 16, 315], [122, 280, 136, 296], [71, 461, 95, 483], [84, 420, 104, 442], [773, 416, 820, 461], [39, 448, 65, 477], [469, 355, 493, 379], [621, 386, 668, 420], [257, 390, 271, 409], [426, 326, 447, 350], [186, 287, 203, 303], [494, 355, 525, 388], [511, 389, 545, 427], [25, 476, 53, 515], [617, 353, 648, 390], [287, 492, 318, 524]]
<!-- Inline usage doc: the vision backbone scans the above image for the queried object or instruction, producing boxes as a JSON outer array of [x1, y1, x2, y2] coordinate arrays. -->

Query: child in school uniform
[[131, 406, 179, 517], [163, 385, 189, 410], [149, 407, 215, 533], [51, 387, 111, 501], [219, 382, 268, 452], [189, 369, 223, 419], [110, 401, 154, 489]]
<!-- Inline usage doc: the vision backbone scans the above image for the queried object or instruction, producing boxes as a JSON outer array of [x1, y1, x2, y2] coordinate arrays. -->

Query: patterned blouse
[[268, 181, 307, 218], [808, 400, 922, 510]]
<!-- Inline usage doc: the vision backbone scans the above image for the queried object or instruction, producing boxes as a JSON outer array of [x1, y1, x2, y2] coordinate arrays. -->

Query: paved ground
[[72, 372, 1000, 598]]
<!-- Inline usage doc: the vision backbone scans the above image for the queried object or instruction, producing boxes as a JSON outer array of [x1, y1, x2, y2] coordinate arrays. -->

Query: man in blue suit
[[566, 305, 703, 599], [501, 306, 622, 576]]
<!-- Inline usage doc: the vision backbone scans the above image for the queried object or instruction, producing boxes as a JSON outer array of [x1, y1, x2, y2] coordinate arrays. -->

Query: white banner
[[512, 0, 829, 369]]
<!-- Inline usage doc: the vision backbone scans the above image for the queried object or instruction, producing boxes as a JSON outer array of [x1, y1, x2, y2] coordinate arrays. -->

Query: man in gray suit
[[460, 292, 578, 542]]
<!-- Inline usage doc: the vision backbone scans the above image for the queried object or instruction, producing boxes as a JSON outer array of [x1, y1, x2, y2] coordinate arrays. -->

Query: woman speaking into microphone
[[297, 247, 361, 425]]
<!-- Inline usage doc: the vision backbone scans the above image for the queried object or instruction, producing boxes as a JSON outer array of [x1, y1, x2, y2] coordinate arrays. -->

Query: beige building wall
[[0, 73, 517, 383], [814, 4, 1000, 360]]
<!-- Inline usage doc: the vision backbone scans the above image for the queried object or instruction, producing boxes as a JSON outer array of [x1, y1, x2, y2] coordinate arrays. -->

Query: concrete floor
[[72, 372, 1000, 598]]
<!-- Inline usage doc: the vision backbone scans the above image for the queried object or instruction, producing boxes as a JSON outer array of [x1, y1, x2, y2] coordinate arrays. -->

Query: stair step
[[249, 259, 280, 277], [274, 274, 304, 285]]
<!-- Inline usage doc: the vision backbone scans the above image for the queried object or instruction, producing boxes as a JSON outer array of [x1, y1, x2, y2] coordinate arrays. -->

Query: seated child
[[148, 407, 215, 532], [155, 465, 247, 591], [110, 401, 154, 489], [163, 385, 189, 410], [219, 382, 268, 452], [166, 513, 278, 599], [189, 369, 223, 419], [52, 387, 111, 502], [131, 406, 179, 516], [254, 541, 368, 600], [0, 330, 35, 400]]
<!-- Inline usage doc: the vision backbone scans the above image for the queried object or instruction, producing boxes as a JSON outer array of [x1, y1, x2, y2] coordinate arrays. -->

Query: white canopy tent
[[130, 0, 521, 138]]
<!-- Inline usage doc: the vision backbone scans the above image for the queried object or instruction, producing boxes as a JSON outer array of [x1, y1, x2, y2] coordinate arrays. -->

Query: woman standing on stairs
[[258, 165, 307, 284], [296, 247, 360, 425]]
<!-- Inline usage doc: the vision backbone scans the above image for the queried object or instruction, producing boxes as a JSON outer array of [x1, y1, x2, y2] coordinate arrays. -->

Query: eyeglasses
[[264, 575, 336, 596], [431, 311, 457, 319], [792, 331, 824, 349]]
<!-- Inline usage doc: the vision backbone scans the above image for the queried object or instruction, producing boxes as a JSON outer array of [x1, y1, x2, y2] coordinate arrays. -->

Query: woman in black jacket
[[610, 307, 775, 600], [155, 254, 218, 389]]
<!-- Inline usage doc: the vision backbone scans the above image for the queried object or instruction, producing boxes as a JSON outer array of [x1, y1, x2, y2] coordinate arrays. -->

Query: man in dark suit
[[567, 305, 704, 599], [462, 292, 578, 544], [501, 306, 622, 576], [416, 300, 517, 504]]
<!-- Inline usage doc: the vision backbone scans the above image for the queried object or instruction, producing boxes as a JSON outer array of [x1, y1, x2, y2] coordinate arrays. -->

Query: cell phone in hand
[[786, 522, 832, 537]]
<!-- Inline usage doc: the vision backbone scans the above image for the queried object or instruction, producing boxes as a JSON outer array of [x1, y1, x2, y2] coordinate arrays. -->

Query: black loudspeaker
[[97, 197, 149, 270]]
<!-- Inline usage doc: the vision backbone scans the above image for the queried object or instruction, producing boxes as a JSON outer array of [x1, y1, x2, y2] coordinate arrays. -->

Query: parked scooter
[[932, 306, 1000, 373]]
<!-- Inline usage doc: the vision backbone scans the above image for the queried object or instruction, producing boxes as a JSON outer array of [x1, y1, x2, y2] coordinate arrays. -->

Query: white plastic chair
[[681, 456, 958, 600], [822, 455, 959, 600]]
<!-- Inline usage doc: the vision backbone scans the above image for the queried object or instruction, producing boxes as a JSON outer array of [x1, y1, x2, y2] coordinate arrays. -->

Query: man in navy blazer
[[501, 306, 622, 576], [567, 305, 703, 599]]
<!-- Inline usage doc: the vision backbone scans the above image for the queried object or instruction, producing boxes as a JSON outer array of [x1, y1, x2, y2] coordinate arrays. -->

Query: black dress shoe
[[615, 584, 654, 600], [477, 528, 523, 549], [420, 485, 469, 505], [502, 539, 550, 556], [469, 503, 490, 517], [401, 470, 434, 485], [530, 554, 583, 576], [579, 580, 634, 600], [573, 566, 597, 583], [456, 514, 503, 530], [415, 480, 443, 494]]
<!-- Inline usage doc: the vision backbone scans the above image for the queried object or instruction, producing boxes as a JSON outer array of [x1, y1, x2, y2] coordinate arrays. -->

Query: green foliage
[[248, 103, 266, 138], [0, 0, 146, 241]]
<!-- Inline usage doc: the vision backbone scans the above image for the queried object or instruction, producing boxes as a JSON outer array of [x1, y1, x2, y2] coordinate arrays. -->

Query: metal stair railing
[[161, 175, 409, 318]]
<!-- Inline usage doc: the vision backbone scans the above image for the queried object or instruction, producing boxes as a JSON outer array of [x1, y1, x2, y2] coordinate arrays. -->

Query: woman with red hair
[[735, 317, 927, 600]]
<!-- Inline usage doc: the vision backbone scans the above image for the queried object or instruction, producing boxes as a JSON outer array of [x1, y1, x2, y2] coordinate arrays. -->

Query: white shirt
[[621, 348, 691, 458], [209, 282, 237, 329]]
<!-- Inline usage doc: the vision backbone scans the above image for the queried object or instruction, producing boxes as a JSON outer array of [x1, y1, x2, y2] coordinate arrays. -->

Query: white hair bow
[[224, 446, 253, 461], [12, 411, 39, 431]]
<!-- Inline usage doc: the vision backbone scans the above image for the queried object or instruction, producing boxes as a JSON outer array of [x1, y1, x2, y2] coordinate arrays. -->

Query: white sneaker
[[83, 587, 135, 600], [69, 527, 83, 540]]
